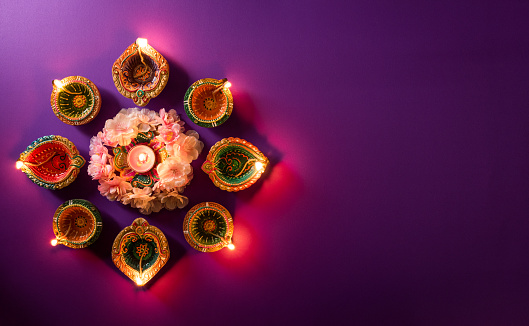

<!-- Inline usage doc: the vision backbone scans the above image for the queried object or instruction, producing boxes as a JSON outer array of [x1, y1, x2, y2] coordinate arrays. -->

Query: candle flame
[[136, 38, 148, 48], [51, 239, 58, 246], [254, 161, 264, 171], [135, 277, 144, 286], [224, 81, 232, 88], [227, 243, 235, 250], [16, 161, 24, 169], [53, 79, 63, 89], [138, 153, 148, 164]]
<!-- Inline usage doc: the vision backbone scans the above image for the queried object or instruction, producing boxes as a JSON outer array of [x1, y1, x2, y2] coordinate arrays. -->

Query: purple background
[[1, 1, 529, 325]]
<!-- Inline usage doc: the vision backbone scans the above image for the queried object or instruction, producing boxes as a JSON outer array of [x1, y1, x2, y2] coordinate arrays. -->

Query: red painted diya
[[16, 135, 85, 190], [184, 78, 233, 127], [112, 38, 169, 106]]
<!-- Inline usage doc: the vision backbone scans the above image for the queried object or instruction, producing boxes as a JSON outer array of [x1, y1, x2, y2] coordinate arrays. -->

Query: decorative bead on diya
[[183, 202, 234, 252], [16, 135, 85, 190], [51, 199, 102, 249], [50, 76, 101, 125], [202, 137, 268, 192], [112, 218, 170, 286], [112, 38, 169, 106], [184, 78, 233, 127]]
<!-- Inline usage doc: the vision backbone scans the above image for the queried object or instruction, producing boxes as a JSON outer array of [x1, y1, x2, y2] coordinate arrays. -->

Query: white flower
[[98, 176, 131, 201], [122, 187, 162, 214], [172, 130, 204, 163], [159, 190, 189, 210], [104, 112, 138, 146], [136, 108, 159, 132], [156, 157, 192, 190]]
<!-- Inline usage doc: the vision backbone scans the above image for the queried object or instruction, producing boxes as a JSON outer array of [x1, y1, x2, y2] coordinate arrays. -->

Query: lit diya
[[112, 218, 169, 286], [16, 135, 85, 190], [112, 38, 169, 106], [50, 76, 101, 125], [183, 202, 234, 252], [202, 137, 268, 192], [51, 199, 102, 249], [184, 78, 233, 127]]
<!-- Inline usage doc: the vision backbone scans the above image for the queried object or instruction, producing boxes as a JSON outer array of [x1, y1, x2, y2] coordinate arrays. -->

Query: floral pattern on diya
[[50, 76, 101, 125], [112, 218, 169, 286], [17, 135, 85, 190], [183, 78, 233, 128], [88, 108, 203, 214], [52, 199, 102, 249], [183, 202, 234, 252], [112, 40, 169, 106], [202, 137, 268, 192]]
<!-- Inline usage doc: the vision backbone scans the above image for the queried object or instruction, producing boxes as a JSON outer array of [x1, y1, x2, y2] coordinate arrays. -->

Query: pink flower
[[172, 131, 204, 164], [157, 123, 182, 143], [156, 157, 192, 189], [88, 153, 113, 180], [98, 176, 132, 201], [88, 133, 109, 156], [158, 108, 182, 127], [104, 112, 138, 146]]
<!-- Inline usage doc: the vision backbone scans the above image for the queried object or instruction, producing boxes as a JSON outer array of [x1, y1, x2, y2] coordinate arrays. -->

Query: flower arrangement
[[88, 108, 203, 214]]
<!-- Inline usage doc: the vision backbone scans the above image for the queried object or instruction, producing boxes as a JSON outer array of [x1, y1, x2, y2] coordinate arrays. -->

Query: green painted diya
[[16, 135, 85, 190], [184, 78, 233, 127], [112, 38, 169, 106], [202, 137, 268, 192], [112, 218, 169, 286], [183, 202, 234, 252], [50, 76, 101, 125], [52, 199, 102, 249]]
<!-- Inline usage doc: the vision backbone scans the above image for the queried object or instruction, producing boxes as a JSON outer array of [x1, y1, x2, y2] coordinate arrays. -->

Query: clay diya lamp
[[184, 78, 233, 127], [112, 218, 169, 286], [112, 38, 169, 106], [16, 135, 85, 189], [50, 76, 101, 125], [51, 199, 102, 249], [183, 202, 234, 252], [202, 137, 268, 192]]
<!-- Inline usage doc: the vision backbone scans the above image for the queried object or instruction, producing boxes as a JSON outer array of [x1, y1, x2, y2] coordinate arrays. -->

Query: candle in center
[[127, 145, 155, 173]]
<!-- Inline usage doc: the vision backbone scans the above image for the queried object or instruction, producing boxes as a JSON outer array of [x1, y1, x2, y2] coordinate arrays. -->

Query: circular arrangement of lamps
[[17, 37, 270, 286]]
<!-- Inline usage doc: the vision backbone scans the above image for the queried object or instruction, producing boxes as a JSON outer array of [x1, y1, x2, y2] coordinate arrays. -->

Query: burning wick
[[213, 78, 231, 95], [138, 153, 148, 165], [16, 161, 24, 169], [135, 277, 144, 286], [227, 243, 235, 250], [254, 161, 264, 171], [52, 79, 82, 95], [51, 239, 58, 246]]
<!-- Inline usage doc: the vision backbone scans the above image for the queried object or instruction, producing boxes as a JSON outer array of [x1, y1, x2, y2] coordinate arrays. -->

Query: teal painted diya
[[52, 199, 102, 249], [183, 202, 234, 252], [112, 38, 169, 106], [184, 78, 233, 127], [202, 137, 268, 192], [50, 76, 101, 125], [16, 135, 85, 190], [112, 218, 169, 286]]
